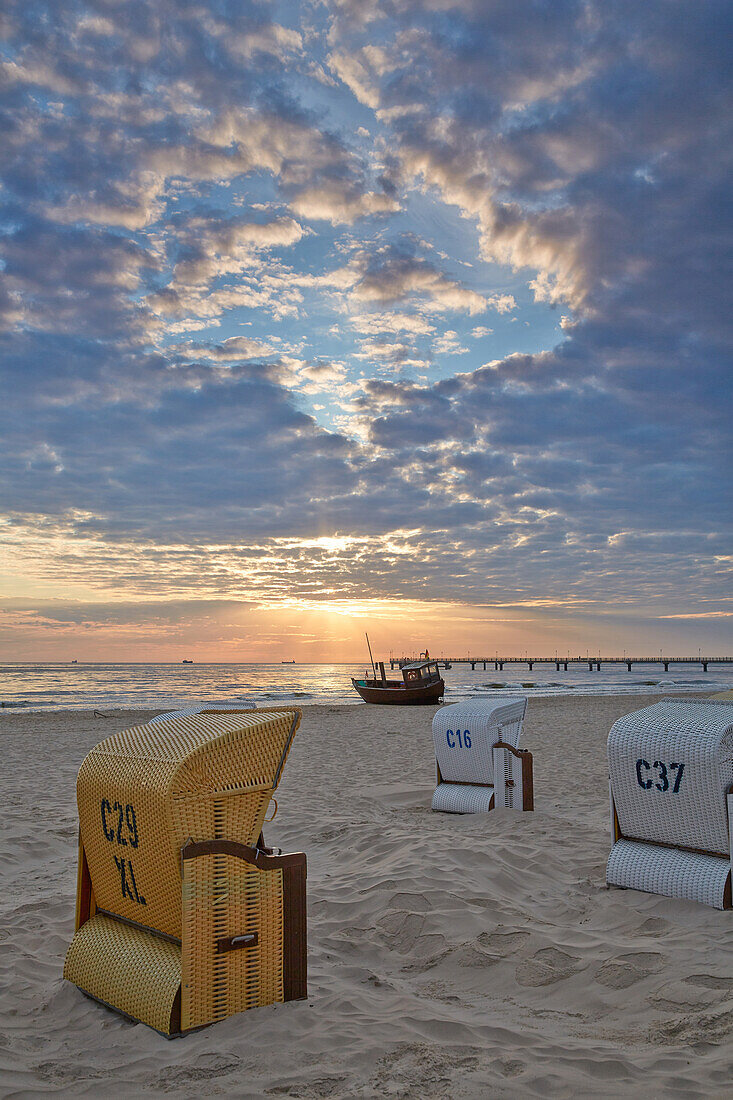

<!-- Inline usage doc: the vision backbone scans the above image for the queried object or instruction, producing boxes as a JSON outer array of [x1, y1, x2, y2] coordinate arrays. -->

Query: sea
[[1, 660, 732, 713]]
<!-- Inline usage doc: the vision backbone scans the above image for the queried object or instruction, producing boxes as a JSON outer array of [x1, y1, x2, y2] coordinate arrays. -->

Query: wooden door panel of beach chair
[[606, 700, 733, 909], [180, 844, 306, 1031], [431, 699, 533, 814], [492, 740, 535, 811], [64, 708, 307, 1035], [181, 851, 283, 1031]]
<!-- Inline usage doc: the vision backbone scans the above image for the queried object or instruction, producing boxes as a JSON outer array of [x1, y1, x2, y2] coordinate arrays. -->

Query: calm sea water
[[1, 661, 731, 712]]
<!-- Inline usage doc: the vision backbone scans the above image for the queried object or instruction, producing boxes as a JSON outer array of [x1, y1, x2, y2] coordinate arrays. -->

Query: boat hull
[[351, 677, 445, 705]]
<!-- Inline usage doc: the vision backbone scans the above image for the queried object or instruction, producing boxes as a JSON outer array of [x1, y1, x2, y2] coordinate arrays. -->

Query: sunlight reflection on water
[[1, 661, 731, 712]]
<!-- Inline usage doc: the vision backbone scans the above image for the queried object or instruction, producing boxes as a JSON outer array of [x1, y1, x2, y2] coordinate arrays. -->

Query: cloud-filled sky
[[1, 0, 731, 660]]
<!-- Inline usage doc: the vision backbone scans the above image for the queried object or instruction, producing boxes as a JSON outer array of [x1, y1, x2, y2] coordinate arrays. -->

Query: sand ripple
[[1, 695, 730, 1097]]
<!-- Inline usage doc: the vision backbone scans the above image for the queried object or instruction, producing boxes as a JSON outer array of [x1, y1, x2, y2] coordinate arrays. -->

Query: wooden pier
[[389, 655, 732, 673]]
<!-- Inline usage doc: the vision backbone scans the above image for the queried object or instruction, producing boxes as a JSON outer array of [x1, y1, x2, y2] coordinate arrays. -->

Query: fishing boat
[[352, 635, 444, 704], [352, 659, 445, 705]]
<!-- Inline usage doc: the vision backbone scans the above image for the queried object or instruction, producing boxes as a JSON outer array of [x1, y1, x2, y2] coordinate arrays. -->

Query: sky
[[1, 0, 731, 662]]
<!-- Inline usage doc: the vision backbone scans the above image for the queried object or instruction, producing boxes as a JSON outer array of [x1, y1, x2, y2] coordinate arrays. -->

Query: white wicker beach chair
[[432, 698, 533, 814], [607, 699, 733, 909]]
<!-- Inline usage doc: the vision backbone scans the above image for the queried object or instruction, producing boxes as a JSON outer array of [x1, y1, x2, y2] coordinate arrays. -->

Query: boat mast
[[365, 632, 377, 678]]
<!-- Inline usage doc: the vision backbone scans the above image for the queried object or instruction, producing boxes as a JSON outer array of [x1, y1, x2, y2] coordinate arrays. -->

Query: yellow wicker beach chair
[[64, 707, 306, 1036]]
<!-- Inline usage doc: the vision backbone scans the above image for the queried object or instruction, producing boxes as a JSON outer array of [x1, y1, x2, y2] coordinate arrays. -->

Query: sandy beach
[[1, 693, 731, 1098]]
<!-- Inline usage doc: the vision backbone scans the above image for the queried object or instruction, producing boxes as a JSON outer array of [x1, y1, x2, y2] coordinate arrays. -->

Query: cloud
[[344, 239, 488, 314], [288, 180, 399, 224], [349, 311, 436, 336], [176, 336, 276, 361], [0, 217, 158, 336], [222, 22, 303, 62], [167, 215, 306, 287], [487, 294, 516, 314], [328, 49, 382, 109], [0, 0, 730, 649], [433, 330, 468, 355], [353, 337, 430, 371]]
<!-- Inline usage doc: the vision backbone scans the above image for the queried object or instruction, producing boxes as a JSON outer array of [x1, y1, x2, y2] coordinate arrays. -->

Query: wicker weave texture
[[608, 700, 733, 855], [76, 709, 300, 938], [432, 783, 495, 814], [182, 854, 284, 1031], [64, 913, 181, 1034], [433, 698, 526, 786], [492, 746, 527, 809], [607, 839, 731, 909], [148, 703, 300, 724], [149, 704, 257, 723]]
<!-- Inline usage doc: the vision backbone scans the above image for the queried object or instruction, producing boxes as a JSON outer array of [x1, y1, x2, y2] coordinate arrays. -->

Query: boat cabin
[[401, 660, 442, 685]]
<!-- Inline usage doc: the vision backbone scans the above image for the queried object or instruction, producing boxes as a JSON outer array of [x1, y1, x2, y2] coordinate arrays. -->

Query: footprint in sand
[[637, 918, 669, 935], [266, 1077, 348, 1097], [153, 1055, 242, 1086], [649, 978, 724, 1012], [495, 1059, 525, 1079], [595, 951, 663, 989], [477, 930, 530, 955], [388, 892, 431, 913], [378, 910, 446, 959], [650, 1007, 733, 1046], [515, 947, 583, 987], [685, 974, 733, 990]]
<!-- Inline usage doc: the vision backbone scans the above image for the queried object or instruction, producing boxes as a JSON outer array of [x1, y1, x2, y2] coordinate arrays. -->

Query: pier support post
[[528, 661, 533, 671], [471, 661, 475, 670], [663, 661, 669, 672], [588, 661, 593, 671], [483, 661, 486, 670], [563, 662, 568, 671], [499, 661, 504, 671], [702, 661, 708, 671]]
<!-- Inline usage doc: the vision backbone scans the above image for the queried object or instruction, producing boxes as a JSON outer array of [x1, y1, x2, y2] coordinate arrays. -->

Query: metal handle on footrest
[[216, 932, 259, 953]]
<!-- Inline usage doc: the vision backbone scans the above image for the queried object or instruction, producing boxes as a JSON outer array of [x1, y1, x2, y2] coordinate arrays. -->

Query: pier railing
[[390, 656, 732, 672]]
